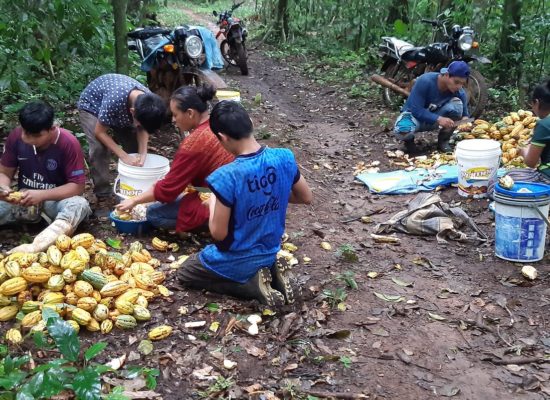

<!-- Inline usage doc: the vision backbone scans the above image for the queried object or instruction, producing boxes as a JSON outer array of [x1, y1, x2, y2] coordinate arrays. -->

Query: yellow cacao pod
[[100, 319, 113, 334], [99, 296, 115, 309], [10, 253, 37, 268], [55, 234, 72, 252], [116, 290, 140, 305], [148, 325, 173, 341], [47, 274, 65, 292], [148, 258, 161, 268], [71, 233, 95, 249], [68, 260, 86, 274], [0, 295, 11, 307], [86, 318, 100, 332], [74, 246, 90, 264], [74, 281, 94, 298], [37, 252, 48, 265], [22, 265, 51, 283], [135, 295, 148, 308], [47, 245, 63, 266], [71, 308, 92, 325], [42, 292, 65, 305], [100, 281, 129, 297], [149, 271, 165, 285], [17, 290, 32, 305], [21, 300, 41, 313], [77, 296, 98, 312], [130, 262, 155, 276], [65, 292, 79, 306], [115, 299, 134, 315], [5, 328, 23, 344], [93, 304, 109, 321], [60, 250, 78, 269], [5, 261, 21, 278], [91, 290, 102, 303], [62, 269, 77, 283], [128, 241, 143, 253], [21, 310, 42, 328], [130, 251, 149, 263], [151, 237, 169, 251], [0, 277, 28, 296], [134, 273, 157, 291], [0, 305, 19, 321], [133, 305, 151, 321]]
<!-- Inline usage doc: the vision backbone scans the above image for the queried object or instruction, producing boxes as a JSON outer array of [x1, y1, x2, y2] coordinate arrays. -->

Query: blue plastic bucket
[[109, 212, 152, 235], [494, 182, 550, 262]]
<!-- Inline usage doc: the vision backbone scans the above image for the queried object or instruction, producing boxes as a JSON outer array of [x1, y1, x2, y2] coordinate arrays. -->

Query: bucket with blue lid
[[494, 181, 550, 262]]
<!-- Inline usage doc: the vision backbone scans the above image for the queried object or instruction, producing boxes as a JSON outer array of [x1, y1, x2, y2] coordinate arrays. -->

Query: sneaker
[[270, 260, 301, 304], [247, 268, 285, 306]]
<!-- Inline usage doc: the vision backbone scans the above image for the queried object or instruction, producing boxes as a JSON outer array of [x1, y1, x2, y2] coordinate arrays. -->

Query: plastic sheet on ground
[[355, 165, 459, 195]]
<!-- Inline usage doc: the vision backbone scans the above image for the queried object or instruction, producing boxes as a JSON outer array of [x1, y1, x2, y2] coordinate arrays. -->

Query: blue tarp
[[189, 26, 225, 70], [356, 165, 459, 194]]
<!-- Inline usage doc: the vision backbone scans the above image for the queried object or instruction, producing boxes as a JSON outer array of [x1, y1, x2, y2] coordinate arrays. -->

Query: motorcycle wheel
[[465, 69, 488, 118], [221, 39, 238, 67], [235, 42, 249, 75], [381, 61, 408, 110]]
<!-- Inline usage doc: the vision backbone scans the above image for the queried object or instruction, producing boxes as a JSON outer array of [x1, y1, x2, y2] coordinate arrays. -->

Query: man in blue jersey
[[393, 61, 471, 154], [178, 101, 313, 306]]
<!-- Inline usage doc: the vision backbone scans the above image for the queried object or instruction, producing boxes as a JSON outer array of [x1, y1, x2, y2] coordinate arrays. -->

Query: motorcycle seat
[[128, 27, 171, 40], [401, 47, 427, 61]]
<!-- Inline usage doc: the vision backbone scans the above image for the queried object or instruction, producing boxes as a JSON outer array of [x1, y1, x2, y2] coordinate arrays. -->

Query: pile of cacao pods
[[455, 110, 539, 166], [0, 233, 172, 341]]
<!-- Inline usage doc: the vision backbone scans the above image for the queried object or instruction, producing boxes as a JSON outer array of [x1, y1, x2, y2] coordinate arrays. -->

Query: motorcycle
[[127, 25, 226, 102], [371, 17, 490, 117], [213, 1, 248, 75]]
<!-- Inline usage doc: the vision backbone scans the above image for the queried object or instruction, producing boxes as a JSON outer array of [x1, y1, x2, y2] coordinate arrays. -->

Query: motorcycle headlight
[[458, 33, 473, 51], [185, 35, 203, 58]]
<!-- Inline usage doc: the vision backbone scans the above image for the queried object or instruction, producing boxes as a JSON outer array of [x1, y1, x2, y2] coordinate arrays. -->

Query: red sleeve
[[154, 147, 202, 203], [0, 128, 20, 169], [61, 130, 86, 185]]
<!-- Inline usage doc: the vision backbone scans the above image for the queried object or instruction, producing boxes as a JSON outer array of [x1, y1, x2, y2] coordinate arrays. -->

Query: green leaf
[[391, 277, 413, 287], [41, 307, 59, 323], [142, 368, 160, 390], [84, 342, 107, 362], [0, 345, 7, 357], [25, 370, 64, 398], [46, 317, 80, 362], [374, 292, 405, 302], [32, 331, 52, 349], [205, 303, 219, 312], [105, 237, 122, 249], [0, 371, 28, 390], [104, 386, 128, 400], [73, 367, 101, 400], [14, 389, 33, 400], [394, 19, 408, 36]]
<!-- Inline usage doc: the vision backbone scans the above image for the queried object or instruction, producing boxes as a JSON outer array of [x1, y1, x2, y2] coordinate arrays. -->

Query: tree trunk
[[386, 0, 409, 24], [112, 0, 129, 75], [276, 0, 289, 41], [495, 0, 522, 84]]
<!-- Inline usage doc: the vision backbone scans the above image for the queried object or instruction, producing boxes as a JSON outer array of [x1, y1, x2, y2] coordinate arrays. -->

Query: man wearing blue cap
[[393, 61, 471, 154]]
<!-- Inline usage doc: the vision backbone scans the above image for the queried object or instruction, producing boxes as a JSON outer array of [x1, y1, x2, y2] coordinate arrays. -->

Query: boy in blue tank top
[[178, 101, 312, 306]]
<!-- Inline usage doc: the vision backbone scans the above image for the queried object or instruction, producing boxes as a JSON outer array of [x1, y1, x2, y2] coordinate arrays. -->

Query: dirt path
[[193, 15, 550, 399]]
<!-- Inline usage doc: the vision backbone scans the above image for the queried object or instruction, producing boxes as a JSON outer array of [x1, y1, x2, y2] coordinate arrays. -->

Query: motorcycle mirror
[[213, 10, 217, 16]]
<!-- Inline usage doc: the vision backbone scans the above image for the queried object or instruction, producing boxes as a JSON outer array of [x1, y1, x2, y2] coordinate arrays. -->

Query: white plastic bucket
[[494, 182, 550, 262], [455, 139, 501, 198], [114, 154, 170, 199], [215, 90, 241, 102]]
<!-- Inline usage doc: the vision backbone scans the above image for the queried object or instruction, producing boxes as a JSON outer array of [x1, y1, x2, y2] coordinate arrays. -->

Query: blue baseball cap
[[440, 61, 470, 78]]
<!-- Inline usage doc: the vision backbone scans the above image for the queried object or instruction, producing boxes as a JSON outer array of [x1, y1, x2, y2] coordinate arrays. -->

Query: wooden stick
[[482, 357, 550, 366], [302, 390, 368, 399]]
